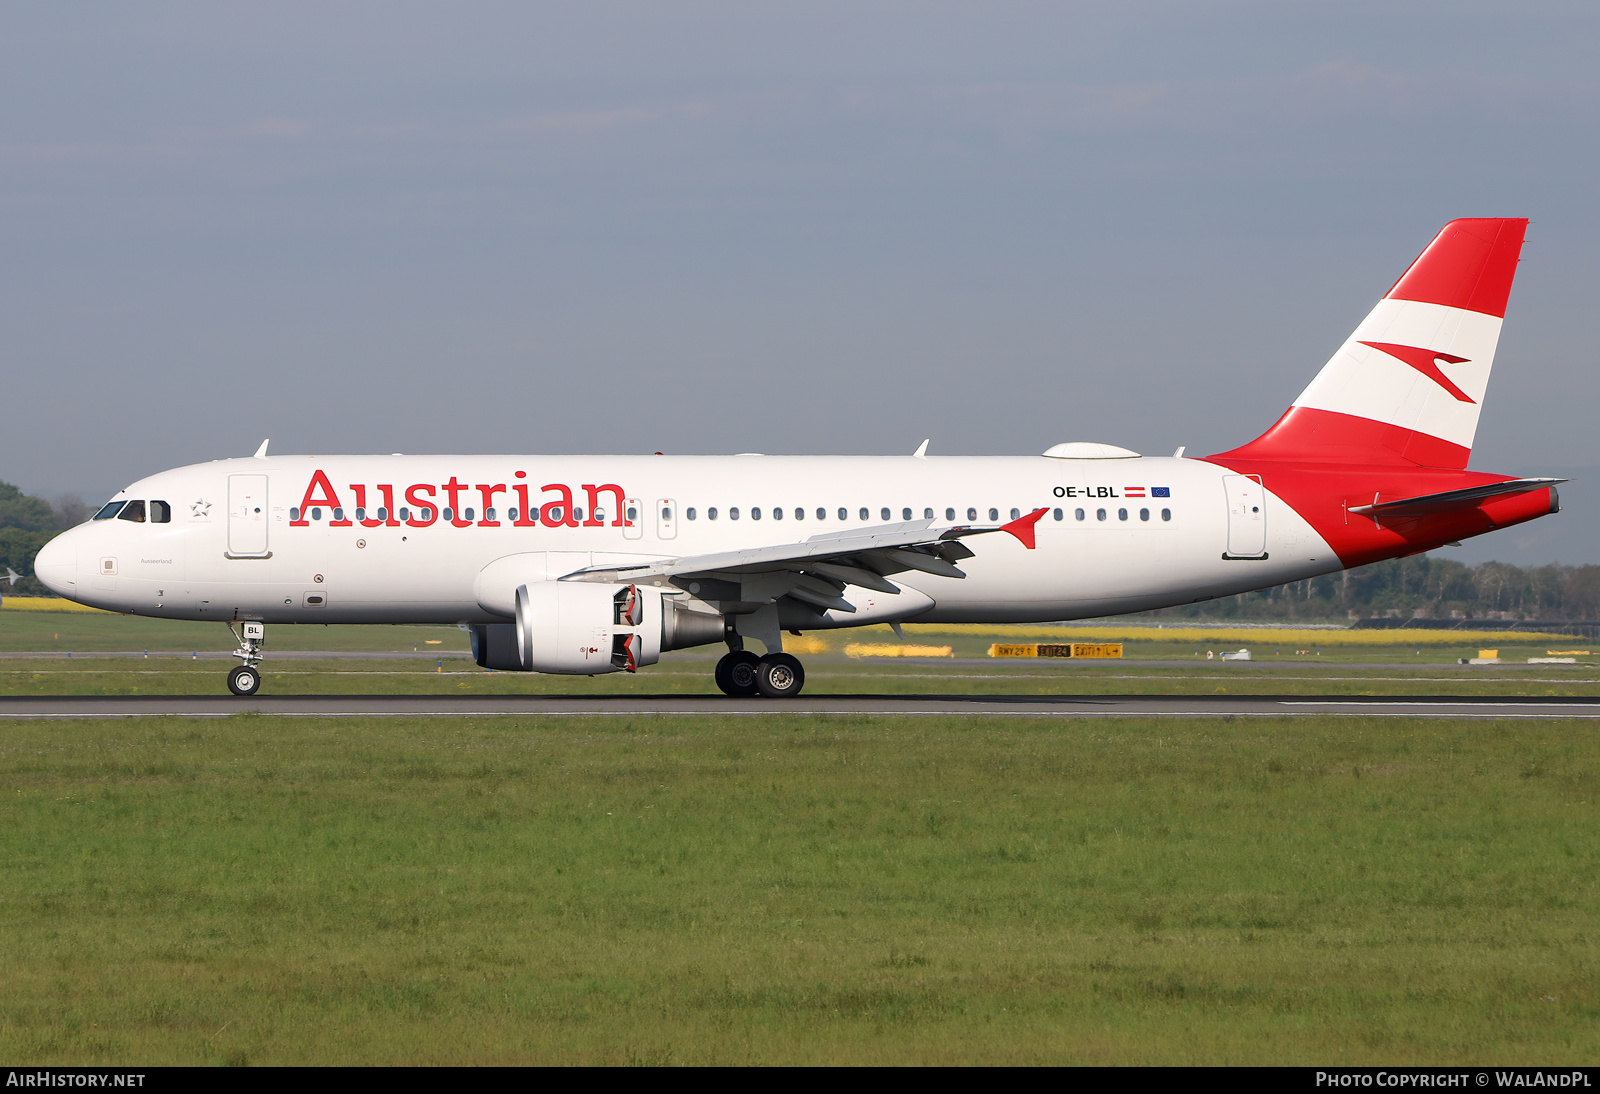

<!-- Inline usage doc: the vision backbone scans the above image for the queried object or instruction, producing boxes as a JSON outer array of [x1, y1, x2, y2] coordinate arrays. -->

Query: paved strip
[[2, 694, 1600, 719], [0, 650, 472, 660]]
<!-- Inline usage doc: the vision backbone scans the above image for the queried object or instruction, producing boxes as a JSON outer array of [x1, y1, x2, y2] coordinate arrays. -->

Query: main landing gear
[[227, 621, 265, 696], [714, 649, 806, 699]]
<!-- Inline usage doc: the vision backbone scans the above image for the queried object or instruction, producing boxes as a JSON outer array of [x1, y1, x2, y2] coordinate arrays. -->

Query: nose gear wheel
[[227, 665, 261, 696]]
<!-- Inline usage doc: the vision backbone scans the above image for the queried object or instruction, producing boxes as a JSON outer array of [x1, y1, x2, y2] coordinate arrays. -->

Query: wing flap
[[566, 518, 1002, 583]]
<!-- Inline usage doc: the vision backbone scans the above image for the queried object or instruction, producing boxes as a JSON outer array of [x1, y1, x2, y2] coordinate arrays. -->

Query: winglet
[[1000, 507, 1049, 550], [253, 439, 270, 459], [912, 439, 929, 459]]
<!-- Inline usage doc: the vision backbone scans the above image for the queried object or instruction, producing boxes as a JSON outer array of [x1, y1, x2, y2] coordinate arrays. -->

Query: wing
[[565, 509, 1048, 614]]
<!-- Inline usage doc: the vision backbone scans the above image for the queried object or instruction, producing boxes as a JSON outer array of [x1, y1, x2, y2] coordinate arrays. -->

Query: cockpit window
[[150, 500, 171, 524], [93, 501, 126, 520], [117, 499, 147, 523]]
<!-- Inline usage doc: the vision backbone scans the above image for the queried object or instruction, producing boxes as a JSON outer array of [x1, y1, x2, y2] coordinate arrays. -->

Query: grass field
[[2, 609, 1597, 1064], [2, 607, 1598, 698], [1, 712, 1595, 1065]]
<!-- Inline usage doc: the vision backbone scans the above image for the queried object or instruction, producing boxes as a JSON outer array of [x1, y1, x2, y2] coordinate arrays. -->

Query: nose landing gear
[[227, 621, 265, 696]]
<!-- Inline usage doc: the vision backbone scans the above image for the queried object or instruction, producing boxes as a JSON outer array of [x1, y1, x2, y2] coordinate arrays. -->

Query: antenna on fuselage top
[[253, 439, 269, 459], [912, 439, 929, 459]]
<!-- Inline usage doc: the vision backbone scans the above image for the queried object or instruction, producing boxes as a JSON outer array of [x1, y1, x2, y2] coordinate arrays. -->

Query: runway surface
[[3, 693, 1600, 718]]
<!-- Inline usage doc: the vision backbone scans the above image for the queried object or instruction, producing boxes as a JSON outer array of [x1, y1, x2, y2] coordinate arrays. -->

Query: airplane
[[32, 218, 1561, 698]]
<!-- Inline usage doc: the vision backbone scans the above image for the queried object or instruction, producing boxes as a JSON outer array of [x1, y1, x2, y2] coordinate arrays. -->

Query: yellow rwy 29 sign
[[990, 642, 1123, 659]]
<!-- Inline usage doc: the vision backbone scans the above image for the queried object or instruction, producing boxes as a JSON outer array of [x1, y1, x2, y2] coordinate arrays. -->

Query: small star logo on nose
[[191, 500, 212, 518]]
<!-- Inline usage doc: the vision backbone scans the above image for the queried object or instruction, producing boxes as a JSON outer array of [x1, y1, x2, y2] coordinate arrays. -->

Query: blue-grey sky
[[2, 2, 1596, 563]]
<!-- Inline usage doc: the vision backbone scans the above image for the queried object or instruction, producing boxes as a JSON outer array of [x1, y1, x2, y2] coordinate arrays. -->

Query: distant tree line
[[0, 480, 92, 597], [1141, 554, 1600, 623], [1, 478, 1596, 621]]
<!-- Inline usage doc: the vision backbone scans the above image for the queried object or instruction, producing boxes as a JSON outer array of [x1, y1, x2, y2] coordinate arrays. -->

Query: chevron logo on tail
[[1358, 341, 1475, 403]]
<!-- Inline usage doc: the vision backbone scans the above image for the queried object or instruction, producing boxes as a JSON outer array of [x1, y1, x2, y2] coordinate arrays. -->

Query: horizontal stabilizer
[[1349, 477, 1565, 519]]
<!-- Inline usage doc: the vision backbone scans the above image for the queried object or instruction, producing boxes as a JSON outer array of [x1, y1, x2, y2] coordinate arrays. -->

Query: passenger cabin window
[[94, 501, 126, 520], [377, 507, 389, 521], [464, 507, 475, 521], [903, 508, 912, 520], [624, 506, 636, 523], [881, 508, 890, 521], [443, 507, 454, 521], [769, 507, 779, 520], [946, 508, 955, 521], [117, 500, 146, 522], [400, 507, 411, 521], [594, 509, 605, 522], [817, 508, 826, 520], [1161, 508, 1172, 521], [1096, 508, 1107, 521], [1118, 508, 1128, 521], [311, 507, 322, 521], [1139, 508, 1150, 521], [151, 501, 171, 523], [574, 508, 585, 522], [332, 507, 344, 522], [967, 507, 977, 521], [687, 508, 697, 520], [1075, 508, 1085, 521], [794, 508, 804, 520], [1010, 508, 1020, 520], [709, 508, 718, 520], [752, 507, 762, 520], [290, 507, 300, 521], [729, 508, 739, 520], [1053, 508, 1063, 520], [859, 508, 868, 520], [988, 508, 998, 521], [485, 508, 496, 522], [355, 507, 366, 521]]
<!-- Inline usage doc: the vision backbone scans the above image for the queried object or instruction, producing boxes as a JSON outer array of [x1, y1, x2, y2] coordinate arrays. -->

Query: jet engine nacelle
[[467, 581, 726, 674]]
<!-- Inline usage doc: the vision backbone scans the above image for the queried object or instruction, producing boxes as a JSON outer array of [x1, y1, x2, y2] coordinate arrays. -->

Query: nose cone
[[33, 531, 77, 598]]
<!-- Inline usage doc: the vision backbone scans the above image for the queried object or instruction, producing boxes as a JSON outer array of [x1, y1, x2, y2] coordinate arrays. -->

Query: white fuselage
[[35, 453, 1340, 627]]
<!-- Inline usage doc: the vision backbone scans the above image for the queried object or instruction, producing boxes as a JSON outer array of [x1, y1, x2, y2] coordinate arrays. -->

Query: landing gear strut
[[227, 621, 265, 696], [714, 649, 806, 699]]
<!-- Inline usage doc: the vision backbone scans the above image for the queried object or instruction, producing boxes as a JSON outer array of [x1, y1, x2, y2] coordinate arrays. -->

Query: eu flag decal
[[1151, 487, 1170, 498]]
